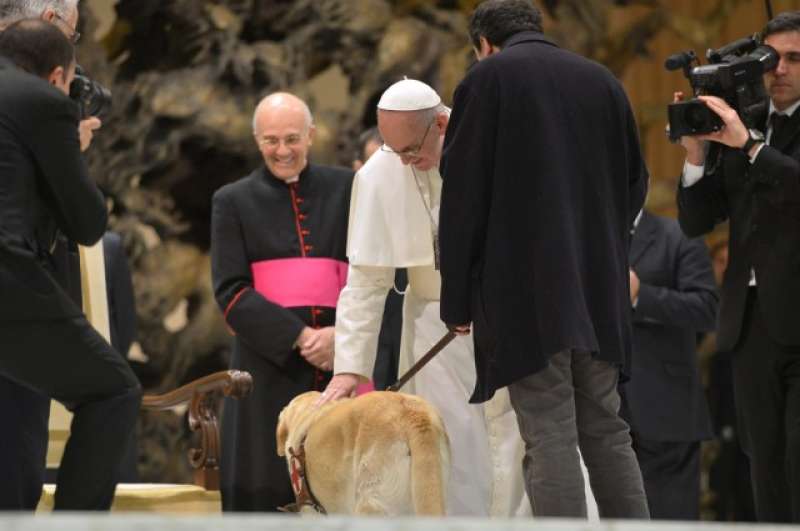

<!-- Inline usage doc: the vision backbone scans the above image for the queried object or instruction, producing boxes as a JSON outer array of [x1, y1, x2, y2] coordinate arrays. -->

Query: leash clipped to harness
[[386, 330, 456, 392], [277, 443, 327, 515]]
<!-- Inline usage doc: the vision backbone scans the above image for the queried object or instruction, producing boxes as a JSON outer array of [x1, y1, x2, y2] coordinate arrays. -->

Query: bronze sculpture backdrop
[[75, 0, 798, 495]]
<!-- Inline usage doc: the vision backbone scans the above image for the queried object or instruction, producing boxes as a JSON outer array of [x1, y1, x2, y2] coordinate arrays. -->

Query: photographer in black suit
[[675, 11, 800, 522], [621, 210, 718, 520], [0, 0, 110, 511], [0, 19, 141, 510]]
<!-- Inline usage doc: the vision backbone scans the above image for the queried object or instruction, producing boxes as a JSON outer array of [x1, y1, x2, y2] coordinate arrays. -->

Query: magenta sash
[[251, 258, 348, 308]]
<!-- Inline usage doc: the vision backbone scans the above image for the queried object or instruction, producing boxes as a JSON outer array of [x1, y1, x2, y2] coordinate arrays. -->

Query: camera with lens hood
[[69, 65, 111, 119]]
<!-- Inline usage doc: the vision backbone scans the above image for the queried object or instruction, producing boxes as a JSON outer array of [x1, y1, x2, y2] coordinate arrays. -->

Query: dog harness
[[279, 442, 327, 514]]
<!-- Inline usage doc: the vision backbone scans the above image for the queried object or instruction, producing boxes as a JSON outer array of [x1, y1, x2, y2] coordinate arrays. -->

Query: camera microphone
[[665, 51, 696, 71]]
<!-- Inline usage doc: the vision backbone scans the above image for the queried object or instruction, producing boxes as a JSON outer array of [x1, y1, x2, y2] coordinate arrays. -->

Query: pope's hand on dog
[[315, 373, 359, 406], [297, 326, 334, 370]]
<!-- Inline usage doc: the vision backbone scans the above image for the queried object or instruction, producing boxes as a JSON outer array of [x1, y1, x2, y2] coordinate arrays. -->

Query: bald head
[[252, 92, 315, 182], [252, 92, 313, 135]]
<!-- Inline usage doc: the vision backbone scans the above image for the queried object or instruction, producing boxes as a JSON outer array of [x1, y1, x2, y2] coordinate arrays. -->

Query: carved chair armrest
[[141, 370, 253, 490]]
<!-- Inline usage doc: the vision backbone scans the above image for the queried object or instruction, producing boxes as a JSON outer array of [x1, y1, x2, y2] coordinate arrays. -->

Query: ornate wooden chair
[[39, 241, 254, 512], [39, 369, 253, 512]]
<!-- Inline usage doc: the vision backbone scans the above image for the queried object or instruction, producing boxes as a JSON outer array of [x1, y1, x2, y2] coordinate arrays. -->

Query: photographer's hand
[[695, 95, 749, 150], [673, 91, 707, 165], [79, 117, 102, 152]]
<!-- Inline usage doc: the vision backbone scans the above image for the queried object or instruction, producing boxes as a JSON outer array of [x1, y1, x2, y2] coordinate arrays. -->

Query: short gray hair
[[415, 103, 448, 127], [0, 0, 79, 27]]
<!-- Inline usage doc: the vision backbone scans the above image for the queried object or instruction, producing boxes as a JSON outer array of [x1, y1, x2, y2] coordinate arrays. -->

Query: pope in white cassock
[[317, 79, 530, 517]]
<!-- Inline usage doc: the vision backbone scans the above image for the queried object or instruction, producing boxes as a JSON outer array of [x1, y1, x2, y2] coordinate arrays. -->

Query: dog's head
[[276, 391, 322, 456]]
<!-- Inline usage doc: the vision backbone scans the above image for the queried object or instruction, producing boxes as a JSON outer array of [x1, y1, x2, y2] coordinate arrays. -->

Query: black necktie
[[769, 113, 791, 147]]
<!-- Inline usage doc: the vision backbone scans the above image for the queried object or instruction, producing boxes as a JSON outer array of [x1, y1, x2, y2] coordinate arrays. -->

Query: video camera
[[666, 35, 778, 141], [69, 65, 111, 119]]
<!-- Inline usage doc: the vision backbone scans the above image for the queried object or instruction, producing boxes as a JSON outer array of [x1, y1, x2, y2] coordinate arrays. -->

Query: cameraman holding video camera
[[0, 18, 141, 511], [675, 11, 800, 523]]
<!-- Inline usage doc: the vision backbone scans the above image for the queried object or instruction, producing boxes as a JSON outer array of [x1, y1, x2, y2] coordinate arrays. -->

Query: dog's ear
[[276, 409, 288, 456]]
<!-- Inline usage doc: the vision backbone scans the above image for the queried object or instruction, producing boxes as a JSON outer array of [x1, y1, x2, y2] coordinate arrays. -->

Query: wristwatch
[[741, 128, 765, 154]]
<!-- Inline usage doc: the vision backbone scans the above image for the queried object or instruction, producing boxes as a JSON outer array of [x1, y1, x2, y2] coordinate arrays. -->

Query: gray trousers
[[508, 349, 650, 519]]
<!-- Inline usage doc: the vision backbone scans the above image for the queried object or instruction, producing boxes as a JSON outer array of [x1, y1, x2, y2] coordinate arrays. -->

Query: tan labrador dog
[[277, 390, 450, 516]]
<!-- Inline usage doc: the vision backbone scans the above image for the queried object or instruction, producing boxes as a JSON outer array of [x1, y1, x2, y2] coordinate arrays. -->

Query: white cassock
[[335, 149, 530, 516]]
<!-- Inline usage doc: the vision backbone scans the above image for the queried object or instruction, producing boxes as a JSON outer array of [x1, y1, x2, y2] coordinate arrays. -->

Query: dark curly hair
[[468, 0, 543, 50]]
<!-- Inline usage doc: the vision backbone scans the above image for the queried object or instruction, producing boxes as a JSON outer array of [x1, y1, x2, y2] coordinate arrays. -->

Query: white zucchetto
[[377, 79, 441, 111]]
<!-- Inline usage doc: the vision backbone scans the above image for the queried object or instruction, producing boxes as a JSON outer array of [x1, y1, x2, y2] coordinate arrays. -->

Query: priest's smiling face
[[253, 93, 315, 181], [377, 109, 448, 172]]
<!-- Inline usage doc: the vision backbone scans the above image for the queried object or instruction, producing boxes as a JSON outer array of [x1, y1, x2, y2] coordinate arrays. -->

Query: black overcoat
[[439, 32, 648, 403], [210, 163, 351, 511]]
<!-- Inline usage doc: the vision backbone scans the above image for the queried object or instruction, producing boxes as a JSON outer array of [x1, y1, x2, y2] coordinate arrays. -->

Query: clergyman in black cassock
[[211, 93, 352, 511]]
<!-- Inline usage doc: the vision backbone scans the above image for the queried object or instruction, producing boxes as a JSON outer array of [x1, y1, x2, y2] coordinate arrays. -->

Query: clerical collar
[[263, 166, 300, 185], [769, 98, 800, 118]]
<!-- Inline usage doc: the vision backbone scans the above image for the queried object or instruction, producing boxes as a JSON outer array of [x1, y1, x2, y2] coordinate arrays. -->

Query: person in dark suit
[[0, 1, 105, 511], [675, 11, 800, 523], [439, 0, 649, 519], [103, 232, 138, 362], [0, 20, 141, 510], [620, 210, 718, 520]]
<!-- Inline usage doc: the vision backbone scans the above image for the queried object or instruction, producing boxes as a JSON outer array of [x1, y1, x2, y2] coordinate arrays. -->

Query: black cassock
[[211, 163, 352, 511]]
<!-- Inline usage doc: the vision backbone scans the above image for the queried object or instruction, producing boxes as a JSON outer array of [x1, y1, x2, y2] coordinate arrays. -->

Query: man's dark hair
[[468, 0, 543, 49], [0, 18, 74, 80], [356, 126, 382, 161], [763, 11, 800, 40]]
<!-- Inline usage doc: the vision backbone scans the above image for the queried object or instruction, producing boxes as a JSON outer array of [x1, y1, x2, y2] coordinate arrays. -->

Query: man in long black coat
[[211, 93, 352, 511], [439, 0, 649, 519], [621, 210, 717, 519], [0, 20, 141, 510]]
